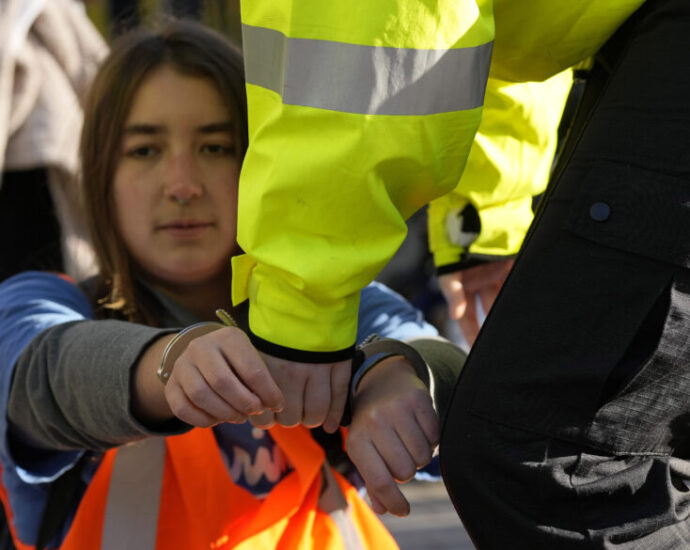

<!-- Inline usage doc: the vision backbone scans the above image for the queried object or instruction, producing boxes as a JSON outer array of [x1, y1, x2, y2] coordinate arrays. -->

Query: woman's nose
[[164, 154, 203, 204]]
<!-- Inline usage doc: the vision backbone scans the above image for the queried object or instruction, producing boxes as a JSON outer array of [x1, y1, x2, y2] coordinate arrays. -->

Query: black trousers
[[441, 0, 690, 548]]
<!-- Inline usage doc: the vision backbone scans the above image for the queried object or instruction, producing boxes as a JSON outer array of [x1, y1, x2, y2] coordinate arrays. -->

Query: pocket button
[[590, 202, 611, 222]]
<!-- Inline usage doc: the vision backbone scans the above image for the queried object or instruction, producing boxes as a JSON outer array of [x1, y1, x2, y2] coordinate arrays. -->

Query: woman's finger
[[349, 438, 410, 517], [217, 329, 284, 411], [323, 360, 352, 433], [302, 366, 330, 428], [164, 382, 219, 427], [248, 409, 276, 429], [173, 359, 250, 422]]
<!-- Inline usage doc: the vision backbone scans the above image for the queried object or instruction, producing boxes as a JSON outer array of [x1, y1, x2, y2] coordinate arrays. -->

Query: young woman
[[0, 21, 464, 550]]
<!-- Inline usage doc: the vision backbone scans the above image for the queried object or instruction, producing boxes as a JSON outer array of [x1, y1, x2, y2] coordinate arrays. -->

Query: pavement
[[378, 480, 476, 550]]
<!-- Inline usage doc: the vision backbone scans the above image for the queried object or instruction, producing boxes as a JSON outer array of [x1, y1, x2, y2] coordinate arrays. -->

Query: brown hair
[[80, 20, 248, 324]]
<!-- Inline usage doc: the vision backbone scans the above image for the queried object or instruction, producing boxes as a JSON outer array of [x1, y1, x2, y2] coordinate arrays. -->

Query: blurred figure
[[108, 0, 201, 36], [168, 0, 200, 19], [0, 0, 106, 282], [430, 73, 573, 347], [377, 74, 573, 352], [107, 0, 138, 35]]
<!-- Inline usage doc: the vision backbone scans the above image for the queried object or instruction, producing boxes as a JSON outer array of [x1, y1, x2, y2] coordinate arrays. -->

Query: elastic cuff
[[436, 252, 516, 275], [247, 327, 355, 363]]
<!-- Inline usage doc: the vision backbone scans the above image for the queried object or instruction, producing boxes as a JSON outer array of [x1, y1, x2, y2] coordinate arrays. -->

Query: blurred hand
[[438, 259, 514, 347], [248, 354, 351, 433], [164, 327, 284, 427], [345, 356, 438, 517]]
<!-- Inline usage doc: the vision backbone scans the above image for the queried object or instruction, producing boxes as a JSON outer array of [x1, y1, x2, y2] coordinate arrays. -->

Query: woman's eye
[[201, 143, 235, 156], [125, 145, 159, 159]]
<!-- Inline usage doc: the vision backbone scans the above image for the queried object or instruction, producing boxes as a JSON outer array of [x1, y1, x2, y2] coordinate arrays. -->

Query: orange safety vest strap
[[332, 470, 399, 550], [101, 437, 165, 550], [60, 450, 114, 549]]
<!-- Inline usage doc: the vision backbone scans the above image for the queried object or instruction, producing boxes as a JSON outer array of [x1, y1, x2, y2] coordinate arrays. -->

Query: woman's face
[[112, 65, 240, 287]]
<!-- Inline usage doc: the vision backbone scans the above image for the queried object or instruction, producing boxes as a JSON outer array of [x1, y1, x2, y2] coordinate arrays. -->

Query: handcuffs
[[157, 309, 237, 384], [340, 334, 432, 426], [353, 334, 431, 390], [157, 311, 432, 427]]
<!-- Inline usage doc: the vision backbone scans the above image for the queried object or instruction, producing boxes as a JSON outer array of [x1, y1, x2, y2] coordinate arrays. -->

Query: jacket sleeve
[[232, 0, 495, 360], [490, 0, 643, 82], [428, 71, 573, 272]]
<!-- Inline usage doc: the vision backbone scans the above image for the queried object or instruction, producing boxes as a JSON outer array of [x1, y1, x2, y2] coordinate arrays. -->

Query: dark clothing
[[441, 0, 690, 547], [0, 169, 63, 282], [108, 0, 139, 36], [108, 0, 201, 36]]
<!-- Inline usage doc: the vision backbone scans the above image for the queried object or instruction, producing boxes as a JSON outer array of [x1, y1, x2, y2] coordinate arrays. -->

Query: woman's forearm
[[8, 320, 183, 452]]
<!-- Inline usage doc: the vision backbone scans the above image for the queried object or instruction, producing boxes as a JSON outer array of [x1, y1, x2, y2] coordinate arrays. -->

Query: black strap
[[311, 428, 353, 477], [0, 503, 14, 550], [36, 455, 89, 550]]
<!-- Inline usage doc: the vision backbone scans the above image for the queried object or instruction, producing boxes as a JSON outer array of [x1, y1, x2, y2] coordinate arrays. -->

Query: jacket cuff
[[247, 327, 355, 363], [233, 255, 360, 358], [436, 252, 516, 275], [430, 197, 534, 272]]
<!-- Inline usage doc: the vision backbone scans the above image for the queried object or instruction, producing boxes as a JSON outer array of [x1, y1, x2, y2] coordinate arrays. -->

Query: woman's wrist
[[131, 333, 177, 425], [354, 355, 417, 397]]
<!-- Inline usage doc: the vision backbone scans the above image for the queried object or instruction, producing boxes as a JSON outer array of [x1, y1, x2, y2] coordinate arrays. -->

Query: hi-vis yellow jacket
[[232, 0, 645, 359], [428, 72, 573, 272]]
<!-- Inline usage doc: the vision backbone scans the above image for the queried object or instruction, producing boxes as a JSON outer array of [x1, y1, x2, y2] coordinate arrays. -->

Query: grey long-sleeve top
[[2, 273, 464, 456]]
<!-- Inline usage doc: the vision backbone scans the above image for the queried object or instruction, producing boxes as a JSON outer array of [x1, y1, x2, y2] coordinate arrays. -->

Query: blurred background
[[83, 0, 242, 44]]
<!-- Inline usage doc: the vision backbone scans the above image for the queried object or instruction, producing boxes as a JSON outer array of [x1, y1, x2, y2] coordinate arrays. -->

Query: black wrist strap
[[36, 454, 89, 550]]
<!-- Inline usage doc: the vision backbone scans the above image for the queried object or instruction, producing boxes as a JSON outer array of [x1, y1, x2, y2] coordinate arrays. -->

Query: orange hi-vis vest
[[2, 426, 398, 550]]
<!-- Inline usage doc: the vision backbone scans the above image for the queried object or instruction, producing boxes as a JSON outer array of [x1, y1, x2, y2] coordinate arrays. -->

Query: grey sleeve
[[8, 319, 190, 453], [405, 337, 466, 421]]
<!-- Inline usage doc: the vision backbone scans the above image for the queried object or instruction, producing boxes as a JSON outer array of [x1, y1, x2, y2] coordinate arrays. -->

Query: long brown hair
[[80, 20, 248, 324]]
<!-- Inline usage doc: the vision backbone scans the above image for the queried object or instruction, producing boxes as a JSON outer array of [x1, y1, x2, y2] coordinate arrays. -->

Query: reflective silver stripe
[[330, 509, 365, 550], [243, 24, 492, 116], [102, 438, 166, 550], [317, 465, 364, 550]]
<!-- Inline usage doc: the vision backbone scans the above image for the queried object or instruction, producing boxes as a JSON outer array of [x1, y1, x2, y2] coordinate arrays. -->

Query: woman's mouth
[[157, 220, 213, 239]]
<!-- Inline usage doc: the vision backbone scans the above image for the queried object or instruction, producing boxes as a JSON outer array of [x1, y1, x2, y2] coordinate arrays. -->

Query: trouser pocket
[[587, 271, 690, 454]]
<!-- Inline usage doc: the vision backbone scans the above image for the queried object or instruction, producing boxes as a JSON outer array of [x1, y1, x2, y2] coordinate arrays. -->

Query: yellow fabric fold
[[490, 0, 644, 82], [231, 254, 256, 305]]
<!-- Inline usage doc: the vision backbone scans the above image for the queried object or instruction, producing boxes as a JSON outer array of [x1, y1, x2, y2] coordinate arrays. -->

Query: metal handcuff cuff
[[157, 309, 237, 384], [340, 334, 432, 425]]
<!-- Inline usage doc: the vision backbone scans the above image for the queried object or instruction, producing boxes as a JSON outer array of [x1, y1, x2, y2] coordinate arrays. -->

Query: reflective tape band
[[330, 509, 365, 550], [318, 465, 364, 550], [243, 24, 492, 116], [102, 438, 166, 550]]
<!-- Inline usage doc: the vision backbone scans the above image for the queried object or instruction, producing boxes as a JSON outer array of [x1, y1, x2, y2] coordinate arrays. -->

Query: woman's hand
[[247, 355, 351, 432], [345, 356, 439, 516], [132, 328, 284, 427]]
